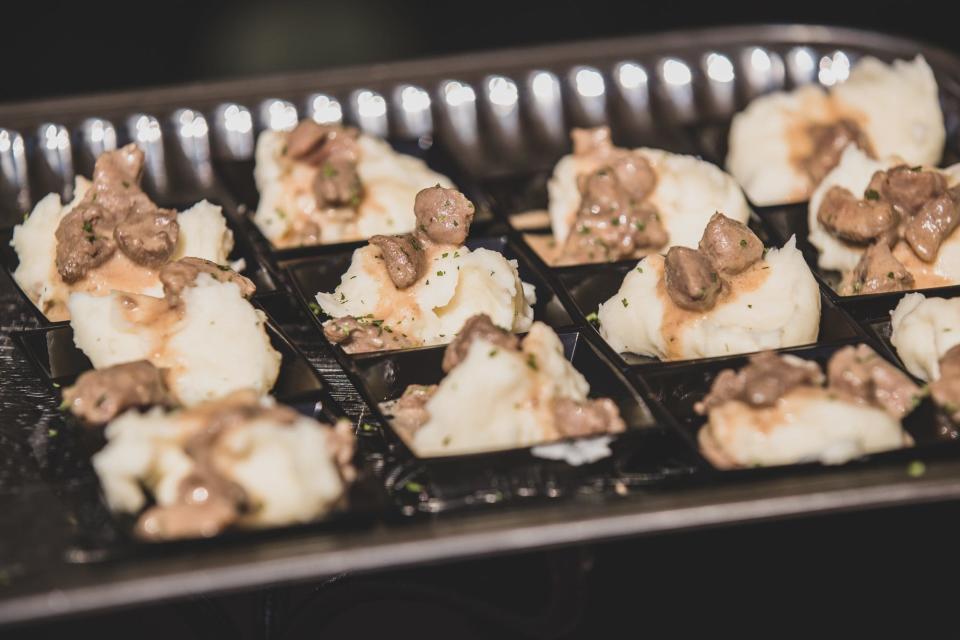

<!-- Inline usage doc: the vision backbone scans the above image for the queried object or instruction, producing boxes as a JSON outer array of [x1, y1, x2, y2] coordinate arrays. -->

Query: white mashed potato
[[701, 386, 909, 467], [11, 177, 234, 321], [316, 243, 535, 346], [808, 145, 960, 282], [598, 236, 820, 360], [728, 55, 944, 205], [548, 147, 750, 247], [253, 130, 453, 245], [890, 293, 960, 381], [68, 274, 281, 405], [93, 398, 346, 528], [411, 323, 591, 456]]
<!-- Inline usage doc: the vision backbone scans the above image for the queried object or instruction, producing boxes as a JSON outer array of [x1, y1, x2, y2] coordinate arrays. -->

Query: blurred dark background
[[1, 0, 953, 104]]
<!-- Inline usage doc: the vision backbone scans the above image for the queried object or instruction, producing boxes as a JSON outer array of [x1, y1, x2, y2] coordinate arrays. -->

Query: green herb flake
[[526, 353, 539, 371], [405, 481, 424, 493], [442, 253, 449, 258], [907, 460, 926, 478], [621, 297, 629, 308], [864, 189, 880, 201], [361, 423, 377, 432], [585, 311, 600, 326], [58, 399, 71, 411], [217, 264, 231, 272], [911, 165, 923, 172], [121, 180, 130, 188], [887, 271, 895, 280], [578, 225, 591, 235], [48, 429, 57, 437], [489, 348, 498, 357], [82, 221, 93, 233], [453, 251, 460, 258], [52, 382, 60, 388], [436, 270, 445, 277], [610, 217, 621, 227], [338, 292, 346, 303], [739, 238, 748, 248], [633, 220, 646, 232], [308, 302, 321, 315], [275, 208, 287, 219], [322, 164, 338, 178], [636, 266, 643, 274]]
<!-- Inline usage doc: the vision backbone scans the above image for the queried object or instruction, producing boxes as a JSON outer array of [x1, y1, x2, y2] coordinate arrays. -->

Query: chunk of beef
[[54, 203, 118, 283], [386, 384, 438, 439], [903, 192, 960, 263], [63, 360, 173, 426], [800, 119, 873, 184], [931, 344, 960, 423], [159, 257, 256, 302], [664, 246, 723, 312], [413, 186, 475, 245], [876, 165, 947, 217], [285, 120, 360, 166], [609, 152, 657, 201], [826, 344, 921, 419], [441, 313, 519, 373], [551, 397, 626, 437], [113, 206, 179, 267], [850, 242, 914, 294], [323, 316, 417, 353], [698, 212, 764, 274], [817, 185, 899, 245], [695, 351, 824, 414], [369, 234, 425, 289], [313, 159, 363, 209]]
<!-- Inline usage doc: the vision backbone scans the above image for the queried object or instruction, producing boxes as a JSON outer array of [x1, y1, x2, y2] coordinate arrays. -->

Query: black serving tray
[[6, 25, 960, 628]]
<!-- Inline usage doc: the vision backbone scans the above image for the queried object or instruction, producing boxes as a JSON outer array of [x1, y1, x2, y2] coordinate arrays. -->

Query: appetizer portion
[[890, 293, 960, 381], [11, 144, 234, 321], [68, 258, 281, 406], [890, 293, 960, 421], [728, 55, 944, 205], [93, 390, 356, 540], [809, 146, 960, 295], [598, 212, 820, 360], [695, 347, 918, 468], [381, 315, 625, 457], [317, 186, 535, 353], [253, 119, 454, 247], [535, 126, 749, 265]]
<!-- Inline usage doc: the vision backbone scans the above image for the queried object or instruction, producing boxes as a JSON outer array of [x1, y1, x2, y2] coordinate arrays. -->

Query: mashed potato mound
[[68, 274, 281, 405], [410, 323, 591, 456], [254, 131, 453, 246], [700, 386, 909, 467], [93, 397, 347, 529], [808, 145, 960, 287], [728, 55, 944, 205], [11, 177, 234, 321], [548, 147, 749, 247], [598, 236, 820, 360], [316, 243, 535, 346], [891, 293, 960, 381]]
